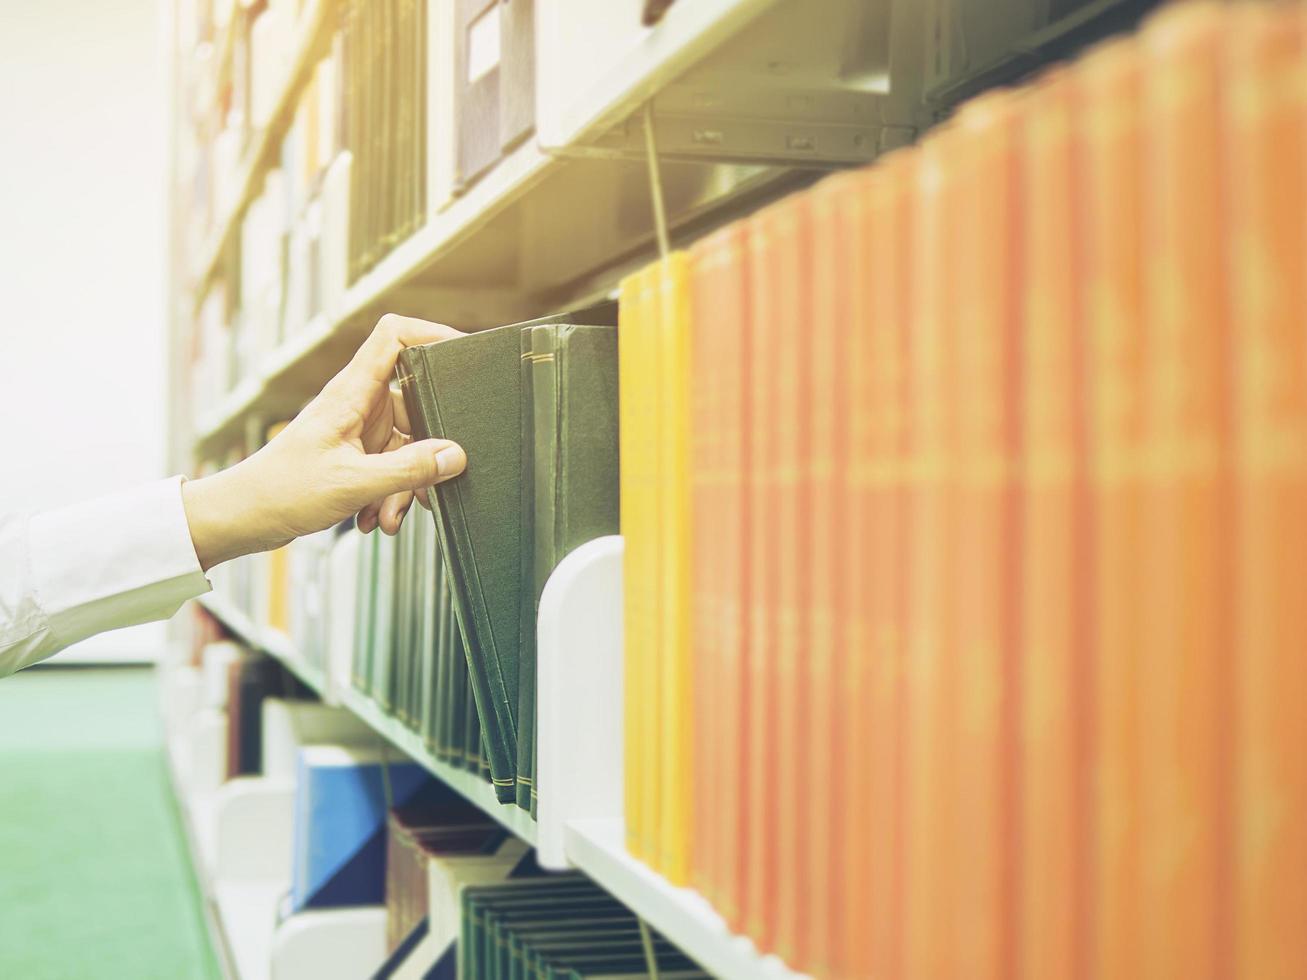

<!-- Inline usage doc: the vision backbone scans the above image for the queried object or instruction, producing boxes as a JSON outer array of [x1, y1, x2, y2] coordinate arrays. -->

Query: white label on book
[[466, 6, 501, 83]]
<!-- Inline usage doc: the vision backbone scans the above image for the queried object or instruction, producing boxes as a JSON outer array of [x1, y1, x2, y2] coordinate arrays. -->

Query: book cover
[[290, 745, 430, 911]]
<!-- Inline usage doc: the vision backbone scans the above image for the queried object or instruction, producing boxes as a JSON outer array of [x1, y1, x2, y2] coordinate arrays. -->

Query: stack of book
[[460, 877, 710, 979], [620, 3, 1307, 977], [341, 0, 428, 285], [396, 312, 620, 814]]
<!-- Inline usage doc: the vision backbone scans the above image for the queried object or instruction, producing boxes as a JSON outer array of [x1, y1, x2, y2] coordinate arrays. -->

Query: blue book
[[290, 745, 429, 911]]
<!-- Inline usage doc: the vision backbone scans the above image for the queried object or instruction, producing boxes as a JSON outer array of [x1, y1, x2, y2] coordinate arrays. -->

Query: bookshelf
[[190, 0, 336, 302], [167, 1, 1162, 978]]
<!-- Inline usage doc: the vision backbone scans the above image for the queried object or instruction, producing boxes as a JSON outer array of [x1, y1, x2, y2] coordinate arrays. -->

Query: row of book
[[350, 501, 492, 781], [185, 0, 544, 428], [619, 2, 1307, 978], [342, 0, 427, 285], [396, 310, 622, 815], [178, 634, 700, 978], [459, 878, 709, 980]]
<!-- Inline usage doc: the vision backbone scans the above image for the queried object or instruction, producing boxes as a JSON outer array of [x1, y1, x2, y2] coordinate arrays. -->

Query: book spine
[[618, 269, 648, 860], [803, 173, 851, 977], [517, 321, 542, 787], [951, 90, 1022, 980], [843, 147, 914, 980], [524, 324, 563, 811], [1225, 9, 1307, 980], [422, 343, 520, 803], [770, 195, 810, 963], [903, 126, 961, 980], [744, 210, 779, 944], [1139, 7, 1231, 976], [688, 235, 720, 909], [688, 225, 750, 922], [1079, 37, 1145, 980], [1019, 65, 1085, 980], [657, 253, 694, 886]]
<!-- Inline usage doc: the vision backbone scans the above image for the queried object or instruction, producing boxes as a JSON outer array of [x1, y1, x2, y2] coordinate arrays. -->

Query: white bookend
[[535, 535, 625, 869], [270, 907, 387, 980]]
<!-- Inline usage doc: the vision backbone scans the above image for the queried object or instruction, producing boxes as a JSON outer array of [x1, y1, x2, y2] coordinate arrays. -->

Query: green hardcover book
[[517, 323, 620, 812], [397, 306, 618, 801], [352, 527, 378, 695], [371, 528, 397, 710], [416, 324, 524, 800], [393, 511, 413, 725]]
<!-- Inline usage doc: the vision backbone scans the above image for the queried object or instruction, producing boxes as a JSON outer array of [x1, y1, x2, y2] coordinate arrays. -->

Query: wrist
[[181, 459, 287, 571]]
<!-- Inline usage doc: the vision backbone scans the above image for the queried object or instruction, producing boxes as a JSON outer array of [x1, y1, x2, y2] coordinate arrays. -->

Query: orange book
[[839, 146, 916, 980], [1138, 5, 1230, 976], [950, 90, 1020, 980], [903, 124, 963, 980], [657, 253, 694, 886], [690, 224, 753, 926], [1225, 8, 1307, 979], [803, 170, 857, 976], [1077, 35, 1145, 980], [744, 207, 781, 945], [765, 192, 812, 964], [1018, 66, 1086, 980]]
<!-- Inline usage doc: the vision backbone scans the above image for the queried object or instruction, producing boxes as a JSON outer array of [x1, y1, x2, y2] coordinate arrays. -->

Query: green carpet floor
[[0, 666, 220, 979]]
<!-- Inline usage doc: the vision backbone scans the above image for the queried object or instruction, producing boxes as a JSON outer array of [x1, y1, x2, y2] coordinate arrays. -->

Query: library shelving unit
[[164, 0, 1156, 976]]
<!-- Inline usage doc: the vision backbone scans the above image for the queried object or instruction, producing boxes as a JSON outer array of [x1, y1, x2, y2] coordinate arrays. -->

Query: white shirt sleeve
[[0, 476, 212, 677]]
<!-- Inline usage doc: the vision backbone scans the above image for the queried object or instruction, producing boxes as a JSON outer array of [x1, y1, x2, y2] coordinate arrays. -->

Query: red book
[[688, 223, 752, 927], [1225, 7, 1307, 979], [1138, 5, 1231, 976]]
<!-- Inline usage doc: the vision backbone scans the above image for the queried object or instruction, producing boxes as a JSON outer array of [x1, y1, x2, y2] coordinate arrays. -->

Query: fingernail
[[435, 443, 466, 478]]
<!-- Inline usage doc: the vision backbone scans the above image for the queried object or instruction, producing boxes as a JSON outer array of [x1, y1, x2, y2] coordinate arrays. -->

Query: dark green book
[[516, 323, 620, 812]]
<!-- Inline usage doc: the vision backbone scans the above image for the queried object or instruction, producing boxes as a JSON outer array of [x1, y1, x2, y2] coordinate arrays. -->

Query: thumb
[[355, 438, 466, 501]]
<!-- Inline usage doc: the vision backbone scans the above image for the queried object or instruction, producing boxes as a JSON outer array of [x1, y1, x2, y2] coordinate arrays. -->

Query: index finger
[[339, 314, 464, 394]]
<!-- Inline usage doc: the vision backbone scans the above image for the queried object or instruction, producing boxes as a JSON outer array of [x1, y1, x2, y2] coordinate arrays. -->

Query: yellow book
[[657, 253, 694, 885], [618, 270, 645, 861]]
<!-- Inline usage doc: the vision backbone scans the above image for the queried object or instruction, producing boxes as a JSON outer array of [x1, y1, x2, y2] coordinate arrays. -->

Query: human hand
[[182, 315, 467, 571]]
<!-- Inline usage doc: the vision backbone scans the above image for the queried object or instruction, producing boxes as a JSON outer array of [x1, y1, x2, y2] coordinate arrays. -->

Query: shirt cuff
[[28, 476, 212, 651]]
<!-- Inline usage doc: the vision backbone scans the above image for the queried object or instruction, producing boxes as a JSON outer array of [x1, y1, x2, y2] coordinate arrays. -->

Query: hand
[[182, 315, 467, 571]]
